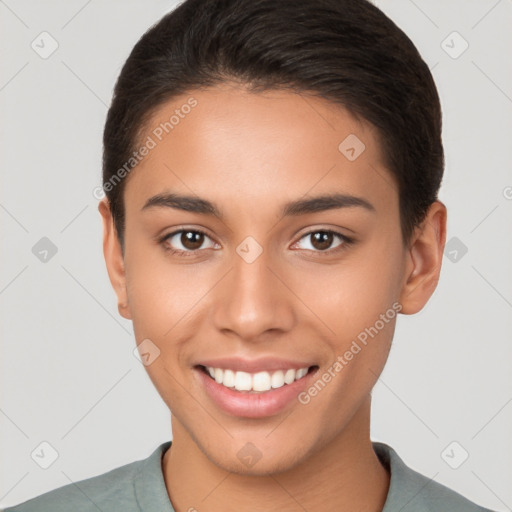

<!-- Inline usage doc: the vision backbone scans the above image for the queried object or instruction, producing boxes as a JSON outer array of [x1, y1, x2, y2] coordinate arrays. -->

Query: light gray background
[[1, 0, 511, 510]]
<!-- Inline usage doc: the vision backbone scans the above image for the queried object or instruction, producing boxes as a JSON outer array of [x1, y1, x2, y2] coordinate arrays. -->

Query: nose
[[211, 245, 295, 342]]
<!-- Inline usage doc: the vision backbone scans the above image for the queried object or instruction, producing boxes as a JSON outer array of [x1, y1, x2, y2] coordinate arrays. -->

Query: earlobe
[[98, 198, 132, 320], [399, 201, 447, 315]]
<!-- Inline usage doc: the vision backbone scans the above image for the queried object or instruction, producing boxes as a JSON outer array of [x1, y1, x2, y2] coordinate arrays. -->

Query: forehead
[[124, 84, 397, 214]]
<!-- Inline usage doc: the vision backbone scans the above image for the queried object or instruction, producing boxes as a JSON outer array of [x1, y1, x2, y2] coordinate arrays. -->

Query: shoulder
[[2, 462, 139, 512], [373, 442, 497, 512], [2, 442, 172, 512]]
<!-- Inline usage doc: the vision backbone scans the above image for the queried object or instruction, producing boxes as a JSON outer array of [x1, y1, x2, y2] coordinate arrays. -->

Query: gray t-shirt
[[3, 441, 496, 511]]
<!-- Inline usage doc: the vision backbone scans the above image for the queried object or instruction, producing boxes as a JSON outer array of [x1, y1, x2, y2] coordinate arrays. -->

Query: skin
[[99, 83, 446, 512]]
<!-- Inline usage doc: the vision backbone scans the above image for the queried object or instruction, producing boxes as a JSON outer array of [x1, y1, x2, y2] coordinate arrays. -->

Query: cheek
[[297, 249, 403, 338], [123, 241, 209, 340], [293, 256, 402, 432]]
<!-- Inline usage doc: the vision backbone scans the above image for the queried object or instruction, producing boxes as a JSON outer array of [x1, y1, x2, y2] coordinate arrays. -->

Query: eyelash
[[158, 228, 354, 258], [159, 228, 217, 258]]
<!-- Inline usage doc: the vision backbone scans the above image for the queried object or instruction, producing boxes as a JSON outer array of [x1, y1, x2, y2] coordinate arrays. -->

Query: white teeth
[[253, 371, 272, 392], [223, 369, 235, 388], [296, 367, 308, 379], [204, 366, 310, 392], [284, 369, 295, 385], [234, 371, 252, 391], [271, 370, 285, 389]]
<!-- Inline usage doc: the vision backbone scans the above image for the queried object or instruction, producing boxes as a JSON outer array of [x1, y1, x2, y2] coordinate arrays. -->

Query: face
[[100, 83, 445, 475]]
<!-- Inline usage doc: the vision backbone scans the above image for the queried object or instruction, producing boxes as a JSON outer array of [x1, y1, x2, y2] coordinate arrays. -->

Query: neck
[[162, 397, 389, 512]]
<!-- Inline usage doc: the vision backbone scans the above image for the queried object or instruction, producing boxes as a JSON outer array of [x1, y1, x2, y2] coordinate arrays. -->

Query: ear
[[399, 201, 447, 315], [98, 198, 132, 320]]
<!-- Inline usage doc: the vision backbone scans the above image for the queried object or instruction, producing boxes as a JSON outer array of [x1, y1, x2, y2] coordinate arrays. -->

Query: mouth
[[197, 364, 318, 393], [194, 363, 319, 418]]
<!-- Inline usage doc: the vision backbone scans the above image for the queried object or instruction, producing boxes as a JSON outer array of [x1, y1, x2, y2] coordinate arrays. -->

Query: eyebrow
[[141, 192, 375, 218]]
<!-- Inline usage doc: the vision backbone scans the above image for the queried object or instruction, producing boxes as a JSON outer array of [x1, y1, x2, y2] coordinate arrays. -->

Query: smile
[[195, 358, 319, 417], [202, 366, 311, 393]]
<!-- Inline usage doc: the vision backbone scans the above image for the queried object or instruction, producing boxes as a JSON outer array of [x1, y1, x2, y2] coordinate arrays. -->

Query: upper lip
[[196, 357, 315, 373]]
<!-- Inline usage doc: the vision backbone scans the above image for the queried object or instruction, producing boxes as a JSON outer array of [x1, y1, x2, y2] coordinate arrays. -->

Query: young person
[[4, 0, 497, 510]]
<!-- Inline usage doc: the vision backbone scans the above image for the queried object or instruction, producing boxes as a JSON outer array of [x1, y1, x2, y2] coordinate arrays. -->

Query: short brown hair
[[103, 0, 444, 249]]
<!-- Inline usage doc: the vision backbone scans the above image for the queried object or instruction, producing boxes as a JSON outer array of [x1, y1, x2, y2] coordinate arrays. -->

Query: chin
[[192, 430, 317, 477], [210, 449, 309, 477]]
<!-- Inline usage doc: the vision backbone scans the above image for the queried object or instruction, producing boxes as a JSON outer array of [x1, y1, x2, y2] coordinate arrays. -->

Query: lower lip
[[196, 367, 316, 418]]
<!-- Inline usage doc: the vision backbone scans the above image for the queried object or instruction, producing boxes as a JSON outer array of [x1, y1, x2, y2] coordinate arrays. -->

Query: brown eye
[[310, 231, 334, 250], [181, 231, 204, 250], [162, 229, 217, 254], [294, 230, 350, 253]]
